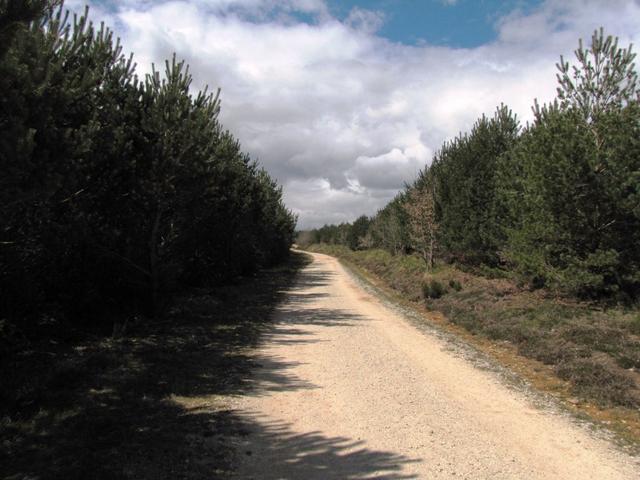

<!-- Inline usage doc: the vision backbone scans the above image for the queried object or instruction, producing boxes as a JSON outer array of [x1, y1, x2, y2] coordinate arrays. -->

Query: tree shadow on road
[[1, 251, 419, 479], [230, 413, 419, 480]]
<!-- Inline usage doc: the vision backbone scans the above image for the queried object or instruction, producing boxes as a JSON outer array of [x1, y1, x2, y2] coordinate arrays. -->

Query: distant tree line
[[0, 0, 296, 330], [300, 29, 640, 302]]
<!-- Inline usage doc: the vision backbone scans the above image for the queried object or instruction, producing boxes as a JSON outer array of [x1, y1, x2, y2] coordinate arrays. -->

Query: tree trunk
[[149, 205, 162, 317], [427, 233, 434, 271]]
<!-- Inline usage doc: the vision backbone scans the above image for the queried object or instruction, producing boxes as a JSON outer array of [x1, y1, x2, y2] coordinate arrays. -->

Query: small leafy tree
[[405, 180, 438, 270]]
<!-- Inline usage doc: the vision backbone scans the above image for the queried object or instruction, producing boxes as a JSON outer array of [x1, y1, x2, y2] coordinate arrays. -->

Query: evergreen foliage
[[0, 2, 296, 329], [433, 105, 520, 265], [499, 100, 640, 298], [556, 27, 638, 122], [347, 215, 371, 250], [368, 193, 410, 255]]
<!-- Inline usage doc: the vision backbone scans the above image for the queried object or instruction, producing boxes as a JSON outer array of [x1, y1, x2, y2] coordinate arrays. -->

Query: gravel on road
[[233, 252, 639, 479]]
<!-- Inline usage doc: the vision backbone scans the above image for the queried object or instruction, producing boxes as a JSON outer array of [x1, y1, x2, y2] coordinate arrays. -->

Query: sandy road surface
[[233, 252, 639, 479]]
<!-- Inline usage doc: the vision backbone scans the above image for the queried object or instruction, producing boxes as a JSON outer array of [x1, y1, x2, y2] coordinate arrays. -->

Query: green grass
[[308, 244, 640, 409]]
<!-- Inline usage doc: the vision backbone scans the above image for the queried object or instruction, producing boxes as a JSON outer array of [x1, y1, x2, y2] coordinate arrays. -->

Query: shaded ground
[[1, 252, 321, 479], [234, 252, 639, 479]]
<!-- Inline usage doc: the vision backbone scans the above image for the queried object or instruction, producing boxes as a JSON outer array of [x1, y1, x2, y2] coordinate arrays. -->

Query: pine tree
[[1, 2, 297, 327], [434, 105, 519, 265], [347, 215, 371, 250], [556, 28, 638, 123], [500, 30, 640, 298], [369, 193, 410, 255]]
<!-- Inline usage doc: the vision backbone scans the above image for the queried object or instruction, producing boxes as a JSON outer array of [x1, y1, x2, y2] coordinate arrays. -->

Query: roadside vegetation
[[308, 244, 640, 411], [299, 29, 640, 413]]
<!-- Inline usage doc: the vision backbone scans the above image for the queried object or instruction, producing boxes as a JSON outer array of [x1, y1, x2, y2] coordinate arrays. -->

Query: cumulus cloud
[[67, 0, 640, 228], [345, 6, 385, 34]]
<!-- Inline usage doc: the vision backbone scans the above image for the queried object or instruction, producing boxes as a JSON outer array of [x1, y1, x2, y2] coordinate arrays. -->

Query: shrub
[[630, 314, 640, 335], [448, 279, 462, 291], [556, 358, 638, 407], [422, 279, 447, 300]]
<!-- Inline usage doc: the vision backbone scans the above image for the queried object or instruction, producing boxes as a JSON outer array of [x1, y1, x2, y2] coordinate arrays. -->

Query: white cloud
[[345, 6, 385, 34], [67, 0, 640, 228]]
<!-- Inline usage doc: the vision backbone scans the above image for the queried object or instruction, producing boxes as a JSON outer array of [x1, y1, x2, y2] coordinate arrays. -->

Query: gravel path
[[233, 252, 639, 479]]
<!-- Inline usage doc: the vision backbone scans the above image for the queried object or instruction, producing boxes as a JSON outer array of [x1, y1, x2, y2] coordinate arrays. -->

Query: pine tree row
[[0, 1, 296, 329], [302, 29, 640, 301]]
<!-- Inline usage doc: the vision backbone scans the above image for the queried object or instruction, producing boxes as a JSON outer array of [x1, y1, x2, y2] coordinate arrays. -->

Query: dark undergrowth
[[0, 252, 311, 480], [308, 244, 640, 410]]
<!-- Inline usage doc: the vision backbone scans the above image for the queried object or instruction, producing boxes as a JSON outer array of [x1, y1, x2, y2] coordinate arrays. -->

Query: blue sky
[[70, 0, 640, 228], [92, 0, 544, 47], [329, 0, 543, 47]]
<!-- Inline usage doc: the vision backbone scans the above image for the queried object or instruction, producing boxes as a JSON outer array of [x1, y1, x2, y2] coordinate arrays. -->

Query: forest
[[300, 28, 640, 303], [0, 0, 297, 334]]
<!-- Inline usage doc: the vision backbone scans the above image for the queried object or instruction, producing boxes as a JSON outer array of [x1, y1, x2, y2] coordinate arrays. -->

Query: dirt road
[[233, 252, 639, 479]]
